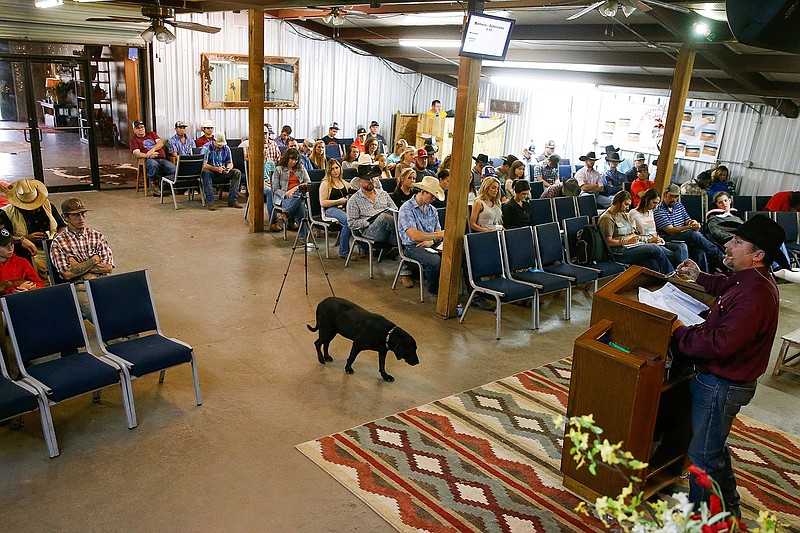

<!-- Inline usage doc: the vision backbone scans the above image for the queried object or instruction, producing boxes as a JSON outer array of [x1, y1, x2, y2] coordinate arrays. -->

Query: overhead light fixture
[[323, 9, 346, 26], [140, 27, 155, 43], [598, 0, 619, 17], [692, 21, 717, 41], [620, 3, 636, 17], [155, 25, 176, 44], [35, 0, 63, 7], [399, 39, 461, 48]]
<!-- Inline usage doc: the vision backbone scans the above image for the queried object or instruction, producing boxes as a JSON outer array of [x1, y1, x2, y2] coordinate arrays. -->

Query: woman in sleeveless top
[[470, 177, 503, 232], [319, 159, 353, 258]]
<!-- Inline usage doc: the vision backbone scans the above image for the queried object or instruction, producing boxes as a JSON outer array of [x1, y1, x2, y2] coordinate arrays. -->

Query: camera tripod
[[273, 194, 335, 313]]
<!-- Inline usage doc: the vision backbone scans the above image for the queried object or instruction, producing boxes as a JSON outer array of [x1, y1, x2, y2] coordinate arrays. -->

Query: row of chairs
[[0, 270, 201, 457], [159, 147, 249, 209], [679, 193, 772, 223]]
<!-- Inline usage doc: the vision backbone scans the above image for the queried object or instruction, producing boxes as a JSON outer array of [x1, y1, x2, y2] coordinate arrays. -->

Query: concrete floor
[[1, 189, 798, 532]]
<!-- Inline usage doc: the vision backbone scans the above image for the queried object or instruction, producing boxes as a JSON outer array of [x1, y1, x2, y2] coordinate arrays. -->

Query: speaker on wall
[[726, 0, 800, 54]]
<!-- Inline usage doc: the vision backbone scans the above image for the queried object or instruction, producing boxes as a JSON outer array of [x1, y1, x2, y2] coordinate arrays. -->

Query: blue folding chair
[[558, 165, 572, 181], [530, 198, 555, 226], [160, 154, 204, 210], [2, 284, 137, 449], [732, 195, 754, 214], [530, 180, 545, 200], [755, 196, 772, 211], [554, 196, 577, 224], [307, 169, 325, 182], [461, 231, 538, 339], [85, 270, 202, 413], [534, 222, 599, 288], [501, 227, 572, 328], [774, 212, 800, 265], [342, 167, 357, 183], [560, 158, 571, 167], [680, 194, 705, 223], [325, 144, 343, 160], [380, 178, 396, 194], [0, 348, 58, 458], [576, 194, 598, 220], [562, 216, 626, 280]]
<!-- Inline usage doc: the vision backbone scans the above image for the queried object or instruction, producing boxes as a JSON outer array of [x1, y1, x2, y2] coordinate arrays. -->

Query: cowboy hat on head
[[634, 152, 646, 161], [472, 154, 490, 166], [563, 178, 580, 196], [579, 151, 599, 161], [730, 214, 790, 270], [356, 163, 381, 179], [352, 154, 373, 168], [201, 119, 215, 129], [606, 152, 623, 163], [413, 176, 445, 201], [6, 179, 48, 211], [604, 144, 619, 153]]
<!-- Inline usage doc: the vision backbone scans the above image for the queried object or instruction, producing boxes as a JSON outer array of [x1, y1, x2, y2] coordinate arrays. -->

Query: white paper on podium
[[638, 282, 709, 326]]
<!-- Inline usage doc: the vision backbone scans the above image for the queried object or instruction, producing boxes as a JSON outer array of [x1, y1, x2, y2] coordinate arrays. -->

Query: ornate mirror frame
[[200, 53, 299, 109]]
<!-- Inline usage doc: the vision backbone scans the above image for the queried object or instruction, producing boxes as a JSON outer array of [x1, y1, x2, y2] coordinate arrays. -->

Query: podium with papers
[[561, 267, 716, 502]]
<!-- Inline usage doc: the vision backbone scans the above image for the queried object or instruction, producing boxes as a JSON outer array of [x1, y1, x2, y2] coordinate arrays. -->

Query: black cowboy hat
[[730, 214, 790, 270], [356, 163, 381, 179], [605, 152, 624, 163], [472, 153, 490, 165], [579, 151, 599, 161]]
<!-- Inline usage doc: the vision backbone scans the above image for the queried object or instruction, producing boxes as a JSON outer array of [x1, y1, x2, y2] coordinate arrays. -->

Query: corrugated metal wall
[[152, 12, 455, 144], [151, 12, 799, 195]]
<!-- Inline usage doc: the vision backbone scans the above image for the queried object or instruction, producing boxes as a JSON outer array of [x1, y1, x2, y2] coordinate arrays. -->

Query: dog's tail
[[307, 323, 319, 332]]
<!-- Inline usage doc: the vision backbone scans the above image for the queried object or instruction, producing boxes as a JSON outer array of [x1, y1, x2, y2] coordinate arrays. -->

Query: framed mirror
[[200, 53, 299, 109]]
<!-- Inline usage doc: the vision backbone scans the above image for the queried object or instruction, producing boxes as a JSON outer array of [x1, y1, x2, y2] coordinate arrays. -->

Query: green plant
[[554, 414, 785, 532]]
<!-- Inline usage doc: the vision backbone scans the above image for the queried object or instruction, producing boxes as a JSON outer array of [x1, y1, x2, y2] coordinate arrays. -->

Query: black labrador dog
[[307, 297, 419, 382]]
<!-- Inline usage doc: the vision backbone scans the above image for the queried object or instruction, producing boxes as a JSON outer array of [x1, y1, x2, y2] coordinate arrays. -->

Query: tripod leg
[[303, 217, 336, 298], [272, 228, 303, 313]]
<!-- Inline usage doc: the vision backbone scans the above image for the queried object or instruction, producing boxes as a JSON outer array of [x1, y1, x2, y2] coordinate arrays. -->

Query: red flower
[[689, 465, 713, 490], [710, 494, 722, 515]]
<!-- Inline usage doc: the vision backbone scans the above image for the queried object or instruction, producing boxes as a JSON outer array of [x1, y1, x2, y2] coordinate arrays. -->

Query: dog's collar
[[385, 326, 397, 350]]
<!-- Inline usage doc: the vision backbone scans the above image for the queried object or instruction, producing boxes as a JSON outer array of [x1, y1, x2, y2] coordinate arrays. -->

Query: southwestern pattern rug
[[297, 358, 800, 532]]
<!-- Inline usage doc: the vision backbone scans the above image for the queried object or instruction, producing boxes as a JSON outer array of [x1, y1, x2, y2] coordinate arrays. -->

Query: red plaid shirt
[[50, 227, 114, 275], [265, 139, 281, 162]]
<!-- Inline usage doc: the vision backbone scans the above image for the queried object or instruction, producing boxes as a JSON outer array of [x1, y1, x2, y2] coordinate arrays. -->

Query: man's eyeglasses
[[203, 127, 213, 130]]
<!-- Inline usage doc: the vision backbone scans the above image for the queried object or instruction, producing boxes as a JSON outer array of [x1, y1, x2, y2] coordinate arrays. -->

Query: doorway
[[0, 55, 101, 191]]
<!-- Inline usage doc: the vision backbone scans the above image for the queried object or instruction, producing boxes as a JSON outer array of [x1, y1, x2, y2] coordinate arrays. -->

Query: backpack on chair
[[575, 225, 612, 265]]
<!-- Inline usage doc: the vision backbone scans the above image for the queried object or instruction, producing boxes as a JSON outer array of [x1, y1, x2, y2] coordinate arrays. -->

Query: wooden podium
[[560, 266, 715, 502]]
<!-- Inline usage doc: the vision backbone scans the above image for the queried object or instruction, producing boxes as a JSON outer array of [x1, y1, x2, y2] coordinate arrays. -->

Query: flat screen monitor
[[459, 13, 515, 61]]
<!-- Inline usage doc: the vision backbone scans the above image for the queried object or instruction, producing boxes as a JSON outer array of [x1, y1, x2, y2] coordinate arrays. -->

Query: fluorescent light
[[399, 39, 461, 49], [695, 9, 728, 22], [35, 0, 63, 7], [491, 76, 596, 94]]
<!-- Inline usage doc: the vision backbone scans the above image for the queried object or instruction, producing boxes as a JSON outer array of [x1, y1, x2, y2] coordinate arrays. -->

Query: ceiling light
[[140, 27, 155, 43], [693, 21, 709, 36], [620, 3, 636, 17], [35, 0, 63, 7], [322, 13, 333, 24], [598, 1, 619, 17], [332, 12, 346, 26], [155, 25, 176, 44], [399, 39, 461, 49]]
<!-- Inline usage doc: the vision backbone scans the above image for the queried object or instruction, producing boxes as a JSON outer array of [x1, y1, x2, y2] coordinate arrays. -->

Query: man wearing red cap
[[412, 148, 435, 182]]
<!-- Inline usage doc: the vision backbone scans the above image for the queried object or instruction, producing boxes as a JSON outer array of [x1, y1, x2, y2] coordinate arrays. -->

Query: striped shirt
[[653, 201, 691, 233], [50, 227, 114, 275]]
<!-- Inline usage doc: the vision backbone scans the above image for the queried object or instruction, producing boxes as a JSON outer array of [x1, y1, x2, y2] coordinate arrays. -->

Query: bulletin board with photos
[[598, 102, 726, 164]]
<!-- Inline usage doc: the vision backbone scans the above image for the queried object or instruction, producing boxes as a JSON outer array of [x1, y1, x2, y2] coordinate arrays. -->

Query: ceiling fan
[[313, 6, 375, 26], [566, 0, 690, 21], [86, 0, 220, 44]]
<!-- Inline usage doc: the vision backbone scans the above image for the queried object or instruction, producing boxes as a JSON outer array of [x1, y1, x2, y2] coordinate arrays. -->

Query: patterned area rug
[[45, 163, 138, 186], [297, 358, 800, 532]]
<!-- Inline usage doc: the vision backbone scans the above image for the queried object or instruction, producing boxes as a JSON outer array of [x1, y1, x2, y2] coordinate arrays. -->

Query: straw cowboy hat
[[6, 179, 49, 211], [412, 176, 445, 201], [352, 153, 373, 168]]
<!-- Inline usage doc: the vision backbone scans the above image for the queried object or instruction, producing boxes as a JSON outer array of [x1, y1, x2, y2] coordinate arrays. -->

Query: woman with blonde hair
[[375, 153, 392, 179], [387, 139, 408, 165], [394, 147, 416, 179], [469, 176, 503, 232], [318, 158, 353, 259], [310, 140, 327, 170]]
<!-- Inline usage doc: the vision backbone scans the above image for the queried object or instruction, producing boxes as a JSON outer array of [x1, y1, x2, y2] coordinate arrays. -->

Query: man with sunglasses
[[195, 119, 216, 148], [166, 120, 196, 164]]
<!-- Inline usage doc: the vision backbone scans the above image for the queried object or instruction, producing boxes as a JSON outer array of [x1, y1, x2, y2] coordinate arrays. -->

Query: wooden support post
[[654, 44, 695, 194], [436, 54, 481, 318], [248, 9, 265, 233]]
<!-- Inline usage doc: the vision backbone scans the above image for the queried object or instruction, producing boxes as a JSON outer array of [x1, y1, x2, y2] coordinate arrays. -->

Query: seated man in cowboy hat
[[49, 197, 114, 319], [541, 177, 581, 200], [397, 176, 445, 294], [672, 214, 788, 518], [0, 179, 66, 281], [574, 150, 611, 208], [601, 151, 626, 199], [471, 154, 490, 192], [346, 163, 397, 251]]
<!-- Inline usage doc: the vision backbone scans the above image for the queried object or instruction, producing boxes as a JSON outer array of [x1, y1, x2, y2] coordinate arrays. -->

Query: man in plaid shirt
[[49, 197, 114, 318]]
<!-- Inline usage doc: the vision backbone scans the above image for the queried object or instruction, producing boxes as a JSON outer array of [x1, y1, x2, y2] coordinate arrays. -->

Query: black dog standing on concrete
[[307, 297, 419, 382]]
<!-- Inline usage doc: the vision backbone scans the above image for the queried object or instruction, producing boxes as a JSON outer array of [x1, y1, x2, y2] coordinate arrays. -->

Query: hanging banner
[[598, 103, 726, 163]]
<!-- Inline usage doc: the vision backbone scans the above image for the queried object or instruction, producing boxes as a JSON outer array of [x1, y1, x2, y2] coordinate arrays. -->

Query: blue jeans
[[263, 186, 274, 219], [201, 168, 241, 204], [278, 196, 307, 238], [663, 241, 689, 268], [404, 245, 441, 294], [688, 372, 757, 516], [362, 212, 397, 246], [145, 158, 175, 183], [324, 206, 351, 258], [612, 243, 673, 275], [664, 230, 723, 273]]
